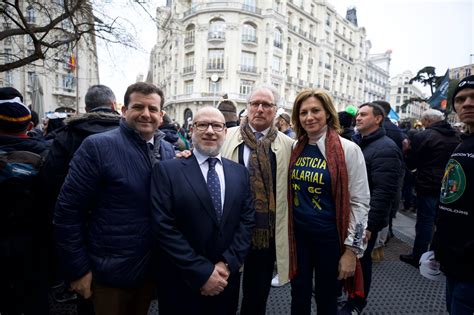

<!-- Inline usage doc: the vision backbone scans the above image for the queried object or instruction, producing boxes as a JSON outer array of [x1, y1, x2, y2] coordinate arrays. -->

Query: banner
[[428, 69, 449, 110]]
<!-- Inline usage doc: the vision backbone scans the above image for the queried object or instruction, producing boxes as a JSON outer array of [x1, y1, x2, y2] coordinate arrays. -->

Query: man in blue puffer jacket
[[54, 82, 175, 315]]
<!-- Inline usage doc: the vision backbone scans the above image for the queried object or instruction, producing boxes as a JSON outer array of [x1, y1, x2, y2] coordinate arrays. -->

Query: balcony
[[207, 61, 224, 71], [298, 29, 307, 37], [241, 34, 257, 44], [183, 65, 195, 74], [184, 36, 195, 46], [242, 4, 261, 14], [183, 2, 262, 18], [208, 31, 225, 41], [240, 65, 257, 73]]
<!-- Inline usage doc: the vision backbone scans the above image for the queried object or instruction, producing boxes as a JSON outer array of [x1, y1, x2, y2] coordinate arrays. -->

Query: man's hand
[[200, 267, 228, 296], [215, 261, 230, 281], [70, 271, 93, 299], [364, 229, 372, 244], [175, 150, 192, 159], [338, 249, 356, 280]]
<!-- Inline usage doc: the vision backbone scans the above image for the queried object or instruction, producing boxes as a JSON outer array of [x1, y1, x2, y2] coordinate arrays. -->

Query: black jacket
[[431, 133, 474, 281], [354, 128, 403, 232], [54, 120, 175, 287], [383, 118, 406, 151], [405, 121, 461, 195], [41, 108, 121, 217]]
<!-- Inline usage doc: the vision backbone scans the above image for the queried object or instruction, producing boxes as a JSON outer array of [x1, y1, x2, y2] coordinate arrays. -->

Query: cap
[[0, 87, 31, 132], [452, 75, 474, 111]]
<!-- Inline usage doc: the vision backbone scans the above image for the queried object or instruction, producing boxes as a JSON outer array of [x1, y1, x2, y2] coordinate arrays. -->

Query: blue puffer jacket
[[54, 119, 175, 287], [353, 128, 403, 232]]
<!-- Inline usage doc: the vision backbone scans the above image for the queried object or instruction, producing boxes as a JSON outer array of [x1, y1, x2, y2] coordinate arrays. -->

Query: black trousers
[[240, 240, 276, 315]]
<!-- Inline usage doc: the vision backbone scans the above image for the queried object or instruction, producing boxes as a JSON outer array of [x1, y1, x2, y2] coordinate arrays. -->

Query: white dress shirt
[[193, 149, 226, 211]]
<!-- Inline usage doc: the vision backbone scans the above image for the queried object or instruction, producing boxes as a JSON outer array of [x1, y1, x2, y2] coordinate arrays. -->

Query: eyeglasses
[[248, 101, 276, 110], [194, 121, 226, 132]]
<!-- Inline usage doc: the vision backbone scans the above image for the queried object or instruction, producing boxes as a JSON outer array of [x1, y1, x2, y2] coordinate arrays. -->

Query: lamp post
[[211, 74, 219, 107]]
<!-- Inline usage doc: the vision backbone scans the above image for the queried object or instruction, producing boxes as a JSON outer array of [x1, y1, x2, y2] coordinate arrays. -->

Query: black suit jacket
[[151, 155, 254, 314]]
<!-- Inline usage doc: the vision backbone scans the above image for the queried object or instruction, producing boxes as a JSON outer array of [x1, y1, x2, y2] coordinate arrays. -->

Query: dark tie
[[207, 158, 222, 222], [147, 143, 154, 151], [254, 132, 264, 140]]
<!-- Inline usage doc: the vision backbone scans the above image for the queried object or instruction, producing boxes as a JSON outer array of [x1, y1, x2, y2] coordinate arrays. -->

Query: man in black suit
[[151, 106, 255, 315]]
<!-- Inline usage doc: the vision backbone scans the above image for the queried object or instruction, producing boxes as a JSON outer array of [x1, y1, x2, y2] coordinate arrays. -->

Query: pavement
[[50, 209, 448, 314]]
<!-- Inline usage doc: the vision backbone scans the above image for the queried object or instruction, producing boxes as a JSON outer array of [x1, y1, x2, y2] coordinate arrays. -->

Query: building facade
[[148, 0, 391, 125], [0, 1, 99, 116], [449, 63, 473, 81], [389, 70, 428, 121]]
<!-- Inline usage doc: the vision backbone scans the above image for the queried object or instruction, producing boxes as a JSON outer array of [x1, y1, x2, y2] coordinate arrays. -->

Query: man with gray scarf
[[220, 85, 294, 315]]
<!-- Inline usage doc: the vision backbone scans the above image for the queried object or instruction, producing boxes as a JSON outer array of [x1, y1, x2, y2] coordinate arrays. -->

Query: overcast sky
[[97, 0, 473, 100]]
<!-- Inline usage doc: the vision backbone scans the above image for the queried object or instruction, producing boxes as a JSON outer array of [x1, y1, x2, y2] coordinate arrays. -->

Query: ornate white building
[[0, 1, 99, 116], [148, 0, 391, 125], [389, 70, 428, 120]]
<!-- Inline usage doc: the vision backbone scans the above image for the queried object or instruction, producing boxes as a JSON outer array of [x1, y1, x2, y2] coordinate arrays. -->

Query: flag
[[428, 69, 449, 110], [68, 54, 76, 71]]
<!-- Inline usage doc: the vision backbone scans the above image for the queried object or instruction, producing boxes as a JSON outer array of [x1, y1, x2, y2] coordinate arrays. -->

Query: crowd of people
[[0, 75, 473, 315]]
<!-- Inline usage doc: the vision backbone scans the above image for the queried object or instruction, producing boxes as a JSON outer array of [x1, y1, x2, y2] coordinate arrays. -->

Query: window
[[184, 52, 194, 73], [185, 24, 195, 45], [240, 79, 254, 95], [273, 0, 282, 12], [272, 55, 281, 73], [242, 23, 257, 43], [241, 51, 256, 72], [3, 48, 12, 63], [243, 0, 256, 12], [208, 49, 224, 70], [184, 80, 193, 94], [27, 71, 35, 87], [5, 71, 13, 85], [396, 96, 401, 104], [274, 28, 282, 48], [403, 87, 408, 94], [26, 6, 36, 24], [209, 19, 226, 40], [209, 78, 222, 93], [397, 87, 401, 93], [62, 74, 75, 90]]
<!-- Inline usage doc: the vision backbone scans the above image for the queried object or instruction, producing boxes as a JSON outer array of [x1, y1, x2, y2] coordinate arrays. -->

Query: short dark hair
[[124, 82, 164, 109], [372, 100, 390, 117], [30, 110, 39, 127], [85, 85, 116, 110], [359, 102, 386, 126]]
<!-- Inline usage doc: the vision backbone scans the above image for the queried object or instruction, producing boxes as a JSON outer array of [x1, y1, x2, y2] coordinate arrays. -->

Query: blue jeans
[[412, 194, 438, 260], [446, 277, 474, 314], [291, 227, 340, 315]]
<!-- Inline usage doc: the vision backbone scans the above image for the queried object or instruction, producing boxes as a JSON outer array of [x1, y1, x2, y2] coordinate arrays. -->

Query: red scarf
[[288, 128, 364, 298]]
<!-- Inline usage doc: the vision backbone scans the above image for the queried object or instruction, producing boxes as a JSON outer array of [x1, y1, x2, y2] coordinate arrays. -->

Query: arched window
[[242, 23, 257, 43], [274, 27, 282, 48], [209, 19, 226, 40], [184, 108, 193, 129], [185, 24, 195, 45]]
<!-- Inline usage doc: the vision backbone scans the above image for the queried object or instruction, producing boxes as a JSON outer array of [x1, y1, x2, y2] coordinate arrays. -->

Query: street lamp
[[211, 74, 219, 107]]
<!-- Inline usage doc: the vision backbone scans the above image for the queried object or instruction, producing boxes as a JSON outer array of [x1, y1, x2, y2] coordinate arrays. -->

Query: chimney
[[346, 7, 358, 26]]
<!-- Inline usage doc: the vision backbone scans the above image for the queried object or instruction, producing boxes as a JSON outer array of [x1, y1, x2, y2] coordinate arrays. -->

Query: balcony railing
[[183, 65, 195, 74], [207, 61, 224, 70], [184, 36, 195, 45], [208, 31, 225, 41], [183, 2, 262, 18], [240, 65, 257, 73], [241, 34, 257, 44]]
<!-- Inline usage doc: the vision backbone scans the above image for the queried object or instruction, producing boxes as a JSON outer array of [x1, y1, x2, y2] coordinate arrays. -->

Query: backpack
[[0, 150, 43, 235]]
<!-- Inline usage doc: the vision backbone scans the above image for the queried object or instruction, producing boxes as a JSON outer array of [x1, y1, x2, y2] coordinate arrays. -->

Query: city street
[[50, 210, 447, 315]]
